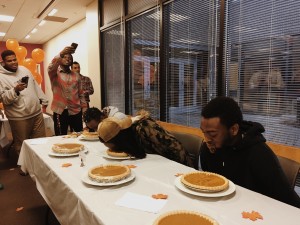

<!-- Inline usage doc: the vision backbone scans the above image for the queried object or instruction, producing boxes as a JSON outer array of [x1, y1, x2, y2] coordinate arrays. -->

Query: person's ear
[[230, 123, 239, 136]]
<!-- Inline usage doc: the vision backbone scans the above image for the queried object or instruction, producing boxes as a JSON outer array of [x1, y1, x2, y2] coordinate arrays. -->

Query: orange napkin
[[175, 173, 184, 177], [152, 194, 168, 199], [242, 211, 263, 221], [62, 163, 72, 167], [127, 165, 137, 168]]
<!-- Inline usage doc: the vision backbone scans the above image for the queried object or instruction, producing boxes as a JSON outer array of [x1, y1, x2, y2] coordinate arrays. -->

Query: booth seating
[[157, 121, 300, 188]]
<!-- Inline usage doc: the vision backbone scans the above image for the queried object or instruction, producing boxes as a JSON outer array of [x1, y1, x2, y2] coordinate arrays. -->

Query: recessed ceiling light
[[48, 9, 57, 16], [25, 35, 30, 39], [0, 15, 14, 22], [31, 28, 38, 33], [38, 20, 46, 26], [0, 32, 5, 36]]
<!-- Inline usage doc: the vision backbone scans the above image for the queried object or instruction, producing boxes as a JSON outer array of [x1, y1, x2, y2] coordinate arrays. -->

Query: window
[[225, 0, 300, 146]]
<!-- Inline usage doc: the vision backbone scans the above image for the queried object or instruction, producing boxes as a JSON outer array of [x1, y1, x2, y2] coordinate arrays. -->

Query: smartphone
[[21, 76, 29, 85], [71, 42, 78, 50]]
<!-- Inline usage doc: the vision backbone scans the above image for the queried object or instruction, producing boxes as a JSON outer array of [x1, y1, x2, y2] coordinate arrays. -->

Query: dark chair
[[169, 130, 203, 169], [277, 155, 300, 188]]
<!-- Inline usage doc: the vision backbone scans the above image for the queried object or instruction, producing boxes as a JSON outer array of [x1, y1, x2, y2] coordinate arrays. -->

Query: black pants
[[53, 109, 83, 135]]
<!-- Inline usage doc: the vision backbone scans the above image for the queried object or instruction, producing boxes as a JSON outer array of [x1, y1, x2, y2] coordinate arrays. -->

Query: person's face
[[61, 54, 73, 66], [71, 64, 80, 74], [200, 117, 237, 152], [3, 54, 18, 72], [85, 119, 100, 131]]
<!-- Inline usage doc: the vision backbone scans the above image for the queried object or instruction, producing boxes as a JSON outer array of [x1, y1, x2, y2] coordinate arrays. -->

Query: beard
[[207, 132, 235, 154]]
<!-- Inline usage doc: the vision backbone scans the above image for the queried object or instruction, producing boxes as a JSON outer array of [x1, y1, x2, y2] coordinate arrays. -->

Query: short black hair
[[72, 61, 79, 65], [201, 96, 243, 129], [1, 50, 16, 61], [83, 107, 104, 123]]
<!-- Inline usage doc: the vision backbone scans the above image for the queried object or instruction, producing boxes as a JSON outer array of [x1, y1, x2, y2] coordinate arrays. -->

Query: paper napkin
[[115, 192, 168, 213]]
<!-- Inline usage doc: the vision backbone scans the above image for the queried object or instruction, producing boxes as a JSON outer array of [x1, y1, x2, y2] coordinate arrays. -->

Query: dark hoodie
[[200, 121, 300, 208]]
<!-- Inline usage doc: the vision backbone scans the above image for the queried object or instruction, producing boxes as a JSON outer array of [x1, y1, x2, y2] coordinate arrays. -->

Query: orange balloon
[[17, 57, 25, 65], [33, 71, 43, 85], [31, 48, 45, 63], [6, 39, 19, 51], [23, 58, 37, 72], [15, 46, 27, 59]]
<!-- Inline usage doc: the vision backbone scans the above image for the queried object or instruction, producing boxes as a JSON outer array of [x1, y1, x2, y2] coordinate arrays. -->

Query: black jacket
[[200, 121, 300, 208]]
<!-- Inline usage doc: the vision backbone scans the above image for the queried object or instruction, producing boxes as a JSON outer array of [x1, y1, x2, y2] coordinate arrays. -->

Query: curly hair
[[83, 107, 105, 123], [201, 96, 243, 129]]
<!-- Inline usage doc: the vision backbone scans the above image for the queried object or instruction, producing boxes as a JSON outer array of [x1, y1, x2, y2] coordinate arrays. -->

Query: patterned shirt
[[47, 55, 87, 115], [80, 74, 94, 102]]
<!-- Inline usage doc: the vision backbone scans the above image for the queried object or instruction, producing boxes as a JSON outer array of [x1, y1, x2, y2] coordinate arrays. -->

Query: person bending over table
[[83, 106, 127, 131], [97, 110, 194, 168], [199, 96, 300, 208]]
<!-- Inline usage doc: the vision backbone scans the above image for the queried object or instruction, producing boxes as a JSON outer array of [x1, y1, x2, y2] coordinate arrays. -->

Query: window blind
[[225, 0, 300, 146]]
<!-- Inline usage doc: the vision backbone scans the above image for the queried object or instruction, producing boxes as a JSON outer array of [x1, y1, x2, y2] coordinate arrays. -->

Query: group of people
[[1, 46, 300, 208]]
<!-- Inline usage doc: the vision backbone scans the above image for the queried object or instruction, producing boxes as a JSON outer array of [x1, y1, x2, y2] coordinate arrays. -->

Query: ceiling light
[[25, 35, 30, 39], [0, 32, 5, 36], [0, 15, 14, 22], [48, 9, 57, 16], [38, 20, 46, 26], [31, 28, 38, 33]]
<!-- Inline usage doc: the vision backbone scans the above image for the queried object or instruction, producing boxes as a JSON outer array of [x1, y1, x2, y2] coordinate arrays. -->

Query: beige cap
[[97, 116, 132, 142]]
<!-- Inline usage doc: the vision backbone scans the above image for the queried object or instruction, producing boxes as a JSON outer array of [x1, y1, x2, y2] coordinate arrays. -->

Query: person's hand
[[14, 82, 26, 93], [60, 46, 75, 57]]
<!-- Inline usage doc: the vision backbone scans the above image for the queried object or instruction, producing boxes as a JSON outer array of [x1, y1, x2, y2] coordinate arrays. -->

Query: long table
[[18, 136, 300, 225], [0, 111, 54, 148]]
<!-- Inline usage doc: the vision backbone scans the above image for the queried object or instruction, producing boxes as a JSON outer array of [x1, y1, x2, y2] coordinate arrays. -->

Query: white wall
[[43, 0, 100, 114]]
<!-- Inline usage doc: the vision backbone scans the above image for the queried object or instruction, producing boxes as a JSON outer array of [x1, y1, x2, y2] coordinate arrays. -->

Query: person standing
[[0, 50, 48, 154], [199, 96, 300, 208], [71, 61, 94, 108], [47, 46, 87, 135]]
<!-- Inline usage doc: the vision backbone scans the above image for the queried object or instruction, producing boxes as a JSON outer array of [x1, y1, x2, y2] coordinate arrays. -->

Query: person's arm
[[0, 80, 26, 105], [87, 77, 94, 95]]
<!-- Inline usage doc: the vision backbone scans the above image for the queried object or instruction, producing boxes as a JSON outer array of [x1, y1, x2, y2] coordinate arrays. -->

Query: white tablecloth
[[18, 136, 300, 225], [0, 111, 54, 148]]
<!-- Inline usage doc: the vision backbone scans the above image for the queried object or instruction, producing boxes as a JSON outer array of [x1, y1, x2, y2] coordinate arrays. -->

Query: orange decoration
[[62, 163, 72, 167], [127, 165, 137, 168], [32, 71, 43, 85], [16, 207, 24, 212], [31, 48, 45, 63], [23, 58, 37, 72], [15, 46, 27, 59], [152, 194, 168, 199], [6, 39, 19, 51], [175, 173, 184, 177], [242, 211, 263, 221]]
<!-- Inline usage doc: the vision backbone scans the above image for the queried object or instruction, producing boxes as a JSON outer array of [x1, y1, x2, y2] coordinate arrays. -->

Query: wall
[[43, 0, 100, 114]]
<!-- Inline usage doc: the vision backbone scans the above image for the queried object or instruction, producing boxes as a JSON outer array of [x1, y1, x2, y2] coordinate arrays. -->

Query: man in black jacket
[[200, 96, 300, 208]]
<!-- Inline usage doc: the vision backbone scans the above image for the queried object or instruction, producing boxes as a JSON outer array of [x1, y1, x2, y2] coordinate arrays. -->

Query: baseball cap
[[97, 116, 132, 142]]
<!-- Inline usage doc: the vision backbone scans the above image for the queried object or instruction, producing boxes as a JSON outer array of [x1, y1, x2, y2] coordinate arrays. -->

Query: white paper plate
[[174, 176, 236, 197], [48, 148, 88, 157], [102, 154, 133, 160], [81, 171, 136, 186]]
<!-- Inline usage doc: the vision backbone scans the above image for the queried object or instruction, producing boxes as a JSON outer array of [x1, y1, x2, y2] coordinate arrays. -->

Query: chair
[[277, 155, 300, 188], [169, 130, 203, 169]]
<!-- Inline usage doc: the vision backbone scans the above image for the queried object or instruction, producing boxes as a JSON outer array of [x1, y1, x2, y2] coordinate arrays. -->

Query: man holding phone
[[47, 44, 87, 135], [0, 50, 48, 156]]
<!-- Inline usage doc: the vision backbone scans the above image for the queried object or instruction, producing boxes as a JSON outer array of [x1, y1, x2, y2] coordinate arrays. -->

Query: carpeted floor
[[0, 146, 60, 225]]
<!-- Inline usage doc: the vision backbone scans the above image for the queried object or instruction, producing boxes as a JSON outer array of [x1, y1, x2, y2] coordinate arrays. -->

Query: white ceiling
[[0, 0, 95, 44]]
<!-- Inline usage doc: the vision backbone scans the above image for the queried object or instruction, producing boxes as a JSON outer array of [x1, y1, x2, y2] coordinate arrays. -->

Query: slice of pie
[[52, 143, 84, 154], [153, 210, 219, 225], [88, 164, 131, 183], [180, 171, 229, 192], [106, 149, 129, 158]]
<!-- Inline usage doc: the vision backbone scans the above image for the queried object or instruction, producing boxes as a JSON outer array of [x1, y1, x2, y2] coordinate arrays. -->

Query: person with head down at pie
[[199, 96, 300, 208], [97, 110, 194, 168]]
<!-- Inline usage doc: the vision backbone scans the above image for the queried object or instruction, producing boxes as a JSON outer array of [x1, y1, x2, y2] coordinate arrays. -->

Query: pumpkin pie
[[181, 171, 229, 192], [88, 164, 131, 183], [153, 210, 219, 225], [52, 143, 84, 154], [106, 149, 129, 158], [81, 131, 99, 140]]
